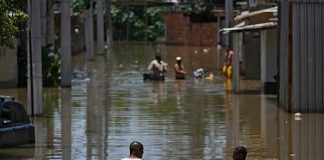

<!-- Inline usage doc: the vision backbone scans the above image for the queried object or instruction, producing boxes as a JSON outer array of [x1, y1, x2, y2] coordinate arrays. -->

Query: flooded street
[[1, 44, 324, 160]]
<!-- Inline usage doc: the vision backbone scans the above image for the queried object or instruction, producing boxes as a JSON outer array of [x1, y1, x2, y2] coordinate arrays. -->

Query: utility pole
[[105, 0, 113, 48], [41, 0, 47, 46], [85, 0, 94, 60], [47, 0, 56, 47], [60, 0, 72, 87], [97, 0, 105, 55], [28, 0, 43, 116], [225, 0, 234, 47], [144, 2, 148, 44]]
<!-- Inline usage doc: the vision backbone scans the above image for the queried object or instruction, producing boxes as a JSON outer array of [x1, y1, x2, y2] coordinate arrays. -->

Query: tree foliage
[[73, 0, 90, 13], [42, 44, 61, 86], [73, 0, 231, 41], [0, 0, 28, 48], [179, 0, 218, 22], [111, 6, 166, 41]]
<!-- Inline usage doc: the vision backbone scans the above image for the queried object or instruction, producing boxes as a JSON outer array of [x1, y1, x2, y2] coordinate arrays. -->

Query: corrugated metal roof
[[111, 0, 176, 6], [221, 21, 246, 35], [235, 6, 277, 21], [219, 22, 277, 34]]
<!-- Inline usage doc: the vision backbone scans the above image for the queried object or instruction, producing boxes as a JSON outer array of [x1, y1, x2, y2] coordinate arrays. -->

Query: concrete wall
[[71, 16, 86, 55], [55, 14, 85, 55], [243, 31, 261, 80], [163, 12, 218, 46], [0, 46, 18, 87], [261, 29, 277, 93]]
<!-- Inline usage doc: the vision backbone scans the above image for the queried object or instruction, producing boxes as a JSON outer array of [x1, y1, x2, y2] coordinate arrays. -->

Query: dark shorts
[[176, 76, 185, 80], [143, 73, 165, 81]]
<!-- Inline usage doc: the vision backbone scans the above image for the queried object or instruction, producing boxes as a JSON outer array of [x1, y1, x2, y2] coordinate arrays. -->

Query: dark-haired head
[[233, 146, 247, 160], [129, 141, 144, 158], [155, 55, 162, 62]]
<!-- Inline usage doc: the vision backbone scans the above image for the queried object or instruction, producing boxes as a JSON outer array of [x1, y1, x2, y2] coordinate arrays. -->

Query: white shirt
[[147, 60, 167, 76]]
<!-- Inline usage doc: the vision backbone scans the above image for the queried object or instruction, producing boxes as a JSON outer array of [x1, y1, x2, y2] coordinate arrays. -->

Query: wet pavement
[[1, 43, 324, 160]]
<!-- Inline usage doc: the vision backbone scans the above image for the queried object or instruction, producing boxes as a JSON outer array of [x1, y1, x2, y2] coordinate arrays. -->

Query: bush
[[111, 6, 166, 41], [42, 44, 61, 87], [18, 44, 61, 87]]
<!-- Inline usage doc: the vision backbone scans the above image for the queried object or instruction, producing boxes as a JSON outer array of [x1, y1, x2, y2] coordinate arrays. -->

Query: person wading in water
[[146, 55, 167, 80], [222, 47, 234, 79], [174, 56, 186, 79], [121, 141, 144, 160]]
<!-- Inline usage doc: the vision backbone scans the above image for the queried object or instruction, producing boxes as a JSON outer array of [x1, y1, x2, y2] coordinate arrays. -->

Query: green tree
[[73, 0, 89, 13], [180, 0, 218, 22], [146, 7, 165, 41], [72, 0, 166, 41], [111, 6, 166, 41], [42, 44, 61, 87], [0, 0, 28, 48]]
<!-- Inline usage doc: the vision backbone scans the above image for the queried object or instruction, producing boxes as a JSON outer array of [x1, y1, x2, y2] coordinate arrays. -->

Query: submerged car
[[0, 96, 35, 147]]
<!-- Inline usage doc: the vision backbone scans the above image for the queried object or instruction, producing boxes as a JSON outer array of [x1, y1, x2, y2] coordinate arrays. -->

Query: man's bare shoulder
[[121, 158, 142, 160]]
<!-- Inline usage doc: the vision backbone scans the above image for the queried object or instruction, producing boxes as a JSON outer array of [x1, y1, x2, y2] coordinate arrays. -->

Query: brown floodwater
[[0, 43, 324, 160]]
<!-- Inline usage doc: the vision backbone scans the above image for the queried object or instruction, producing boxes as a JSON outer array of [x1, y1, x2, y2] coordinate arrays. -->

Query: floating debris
[[294, 113, 302, 117], [294, 113, 302, 121]]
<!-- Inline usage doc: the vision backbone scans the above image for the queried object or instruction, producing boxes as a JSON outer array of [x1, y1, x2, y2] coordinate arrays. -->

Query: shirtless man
[[121, 141, 144, 160], [225, 47, 234, 66], [174, 56, 186, 79], [223, 47, 234, 79]]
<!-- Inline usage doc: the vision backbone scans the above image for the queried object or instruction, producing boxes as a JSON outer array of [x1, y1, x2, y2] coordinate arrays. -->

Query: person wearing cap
[[121, 141, 144, 160], [174, 56, 186, 79], [147, 55, 167, 80]]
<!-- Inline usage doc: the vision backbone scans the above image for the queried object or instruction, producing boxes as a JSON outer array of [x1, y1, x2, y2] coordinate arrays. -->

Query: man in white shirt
[[121, 141, 144, 160], [147, 55, 167, 80]]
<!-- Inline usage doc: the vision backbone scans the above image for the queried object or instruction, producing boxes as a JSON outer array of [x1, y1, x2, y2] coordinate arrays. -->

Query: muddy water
[[0, 44, 324, 160]]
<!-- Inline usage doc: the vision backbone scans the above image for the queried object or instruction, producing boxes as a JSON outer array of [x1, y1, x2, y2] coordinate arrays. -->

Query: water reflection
[[174, 80, 185, 109], [149, 82, 167, 105], [0, 44, 324, 159], [61, 89, 71, 160]]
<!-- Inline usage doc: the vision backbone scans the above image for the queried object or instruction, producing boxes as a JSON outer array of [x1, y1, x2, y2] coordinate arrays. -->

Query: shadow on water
[[0, 43, 324, 159]]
